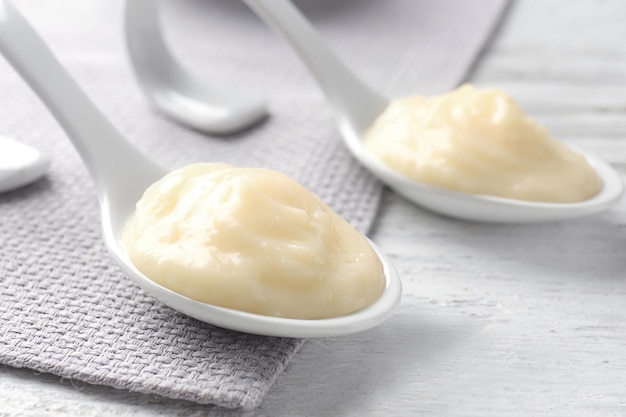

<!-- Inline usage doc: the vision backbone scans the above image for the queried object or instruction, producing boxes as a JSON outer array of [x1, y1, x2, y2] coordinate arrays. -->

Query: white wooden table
[[2, 1, 626, 415]]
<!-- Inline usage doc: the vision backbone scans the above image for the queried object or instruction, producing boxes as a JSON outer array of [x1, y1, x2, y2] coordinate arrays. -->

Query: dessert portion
[[364, 84, 602, 203], [122, 163, 385, 319]]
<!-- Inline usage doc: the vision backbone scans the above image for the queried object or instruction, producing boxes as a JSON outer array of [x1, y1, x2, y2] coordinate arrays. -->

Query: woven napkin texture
[[0, 0, 508, 410]]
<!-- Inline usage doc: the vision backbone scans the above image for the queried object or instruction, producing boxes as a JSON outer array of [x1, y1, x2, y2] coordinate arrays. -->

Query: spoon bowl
[[348, 127, 624, 223], [124, 0, 268, 134], [243, 0, 625, 222], [0, 136, 50, 193], [0, 0, 401, 337]]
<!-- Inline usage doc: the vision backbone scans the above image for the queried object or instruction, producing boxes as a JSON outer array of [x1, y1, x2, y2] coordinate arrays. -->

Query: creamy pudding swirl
[[122, 163, 384, 320], [364, 84, 602, 203]]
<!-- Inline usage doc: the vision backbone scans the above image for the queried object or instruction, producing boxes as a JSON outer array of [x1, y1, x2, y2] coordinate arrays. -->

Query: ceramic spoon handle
[[0, 0, 161, 199], [125, 0, 268, 134], [243, 0, 388, 134], [125, 0, 178, 86]]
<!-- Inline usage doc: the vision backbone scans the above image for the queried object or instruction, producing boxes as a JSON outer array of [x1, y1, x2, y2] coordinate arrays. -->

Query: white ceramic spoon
[[243, 0, 625, 223], [0, 136, 49, 193], [0, 0, 401, 338], [124, 0, 268, 134]]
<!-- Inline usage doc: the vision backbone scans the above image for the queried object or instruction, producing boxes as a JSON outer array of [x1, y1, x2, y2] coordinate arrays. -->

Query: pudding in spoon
[[364, 84, 602, 204], [243, 0, 624, 223], [122, 163, 385, 320], [0, 0, 401, 337]]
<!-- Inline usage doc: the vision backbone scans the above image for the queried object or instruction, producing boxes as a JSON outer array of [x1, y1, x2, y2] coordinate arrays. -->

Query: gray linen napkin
[[0, 0, 508, 409]]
